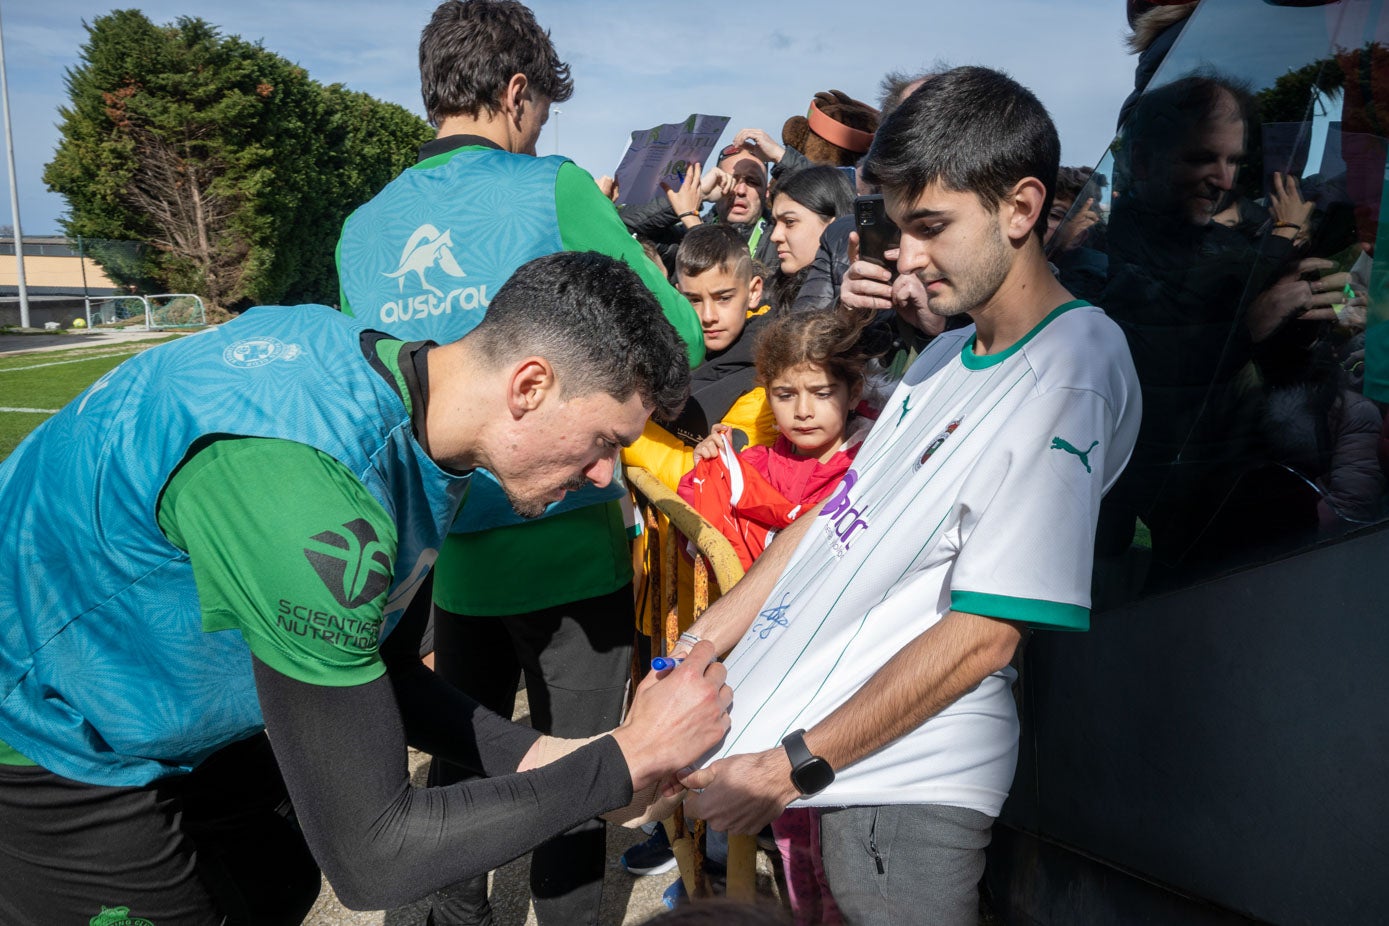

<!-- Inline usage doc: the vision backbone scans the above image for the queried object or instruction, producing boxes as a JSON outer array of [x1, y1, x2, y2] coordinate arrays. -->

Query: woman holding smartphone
[[767, 166, 855, 313]]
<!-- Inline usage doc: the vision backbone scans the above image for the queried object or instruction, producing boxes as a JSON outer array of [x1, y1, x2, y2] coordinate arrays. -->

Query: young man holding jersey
[[676, 67, 1143, 926]]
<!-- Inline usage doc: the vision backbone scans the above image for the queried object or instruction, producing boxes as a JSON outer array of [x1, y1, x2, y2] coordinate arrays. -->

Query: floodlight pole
[[0, 1, 30, 328]]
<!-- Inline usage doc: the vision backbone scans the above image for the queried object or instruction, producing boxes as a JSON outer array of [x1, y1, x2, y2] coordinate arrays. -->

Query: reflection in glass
[[1046, 0, 1389, 602]]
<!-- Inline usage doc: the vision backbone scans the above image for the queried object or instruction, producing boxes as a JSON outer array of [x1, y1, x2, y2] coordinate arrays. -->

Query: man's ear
[[503, 72, 530, 124], [1003, 177, 1048, 243], [746, 275, 765, 310], [507, 356, 555, 418]]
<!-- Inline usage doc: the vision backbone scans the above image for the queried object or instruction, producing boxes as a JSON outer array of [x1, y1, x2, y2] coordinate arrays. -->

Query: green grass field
[[0, 337, 181, 461]]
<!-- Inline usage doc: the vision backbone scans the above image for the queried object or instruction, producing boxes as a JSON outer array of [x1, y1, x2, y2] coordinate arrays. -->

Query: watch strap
[[782, 728, 814, 768]]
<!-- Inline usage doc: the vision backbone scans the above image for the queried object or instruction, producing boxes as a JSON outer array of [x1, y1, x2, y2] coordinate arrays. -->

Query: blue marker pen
[[651, 656, 683, 671]]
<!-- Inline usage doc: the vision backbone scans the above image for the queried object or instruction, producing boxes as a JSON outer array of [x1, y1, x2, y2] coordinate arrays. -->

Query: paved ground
[[303, 691, 783, 925], [0, 325, 196, 355]]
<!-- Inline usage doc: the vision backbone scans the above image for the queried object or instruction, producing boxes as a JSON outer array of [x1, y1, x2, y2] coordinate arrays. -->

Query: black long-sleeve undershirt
[[253, 604, 634, 911]]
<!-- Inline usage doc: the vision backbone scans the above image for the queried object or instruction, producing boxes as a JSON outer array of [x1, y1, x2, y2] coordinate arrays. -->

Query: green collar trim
[[374, 339, 411, 416], [413, 143, 491, 171], [960, 299, 1089, 370]]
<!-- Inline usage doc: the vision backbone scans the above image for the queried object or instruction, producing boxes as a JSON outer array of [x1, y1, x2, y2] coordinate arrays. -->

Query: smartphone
[[855, 194, 900, 278]]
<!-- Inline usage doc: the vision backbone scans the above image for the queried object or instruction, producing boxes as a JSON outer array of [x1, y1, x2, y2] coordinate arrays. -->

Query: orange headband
[[806, 100, 876, 154]]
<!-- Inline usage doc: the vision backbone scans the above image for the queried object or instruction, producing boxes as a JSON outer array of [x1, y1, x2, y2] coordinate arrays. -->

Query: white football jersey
[[708, 301, 1141, 815]]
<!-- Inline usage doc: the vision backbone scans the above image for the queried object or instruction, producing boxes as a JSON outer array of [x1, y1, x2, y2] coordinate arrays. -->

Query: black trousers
[[0, 733, 320, 926], [426, 583, 635, 926]]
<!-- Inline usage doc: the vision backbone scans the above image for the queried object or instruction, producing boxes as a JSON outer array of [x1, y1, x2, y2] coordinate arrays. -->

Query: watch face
[[792, 757, 835, 796]]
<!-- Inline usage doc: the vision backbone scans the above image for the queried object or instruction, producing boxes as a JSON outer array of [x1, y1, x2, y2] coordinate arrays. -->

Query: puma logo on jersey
[[385, 224, 467, 296], [1050, 437, 1099, 473]]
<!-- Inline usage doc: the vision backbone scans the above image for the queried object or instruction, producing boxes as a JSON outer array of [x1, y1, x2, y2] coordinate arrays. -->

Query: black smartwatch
[[782, 728, 835, 796]]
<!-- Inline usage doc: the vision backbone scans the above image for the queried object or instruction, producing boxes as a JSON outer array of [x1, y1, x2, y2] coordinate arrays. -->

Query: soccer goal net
[[85, 294, 207, 330], [145, 294, 207, 329]]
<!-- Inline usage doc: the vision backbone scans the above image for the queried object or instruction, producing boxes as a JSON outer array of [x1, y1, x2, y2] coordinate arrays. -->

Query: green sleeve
[[554, 161, 705, 367], [335, 222, 354, 316], [158, 438, 397, 686]]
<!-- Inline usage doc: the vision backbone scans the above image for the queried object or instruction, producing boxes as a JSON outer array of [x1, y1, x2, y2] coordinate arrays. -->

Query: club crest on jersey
[[223, 336, 303, 368], [915, 418, 962, 470], [378, 223, 491, 324], [818, 469, 869, 556], [89, 907, 153, 926]]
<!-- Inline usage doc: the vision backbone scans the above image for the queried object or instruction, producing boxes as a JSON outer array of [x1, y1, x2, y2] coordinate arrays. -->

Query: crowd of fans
[[610, 7, 1387, 607], [2, 1, 1384, 925], [601, 0, 1389, 915]]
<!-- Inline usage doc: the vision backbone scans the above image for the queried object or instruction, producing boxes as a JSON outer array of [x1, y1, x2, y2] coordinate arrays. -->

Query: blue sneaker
[[620, 824, 677, 876], [662, 877, 687, 910]]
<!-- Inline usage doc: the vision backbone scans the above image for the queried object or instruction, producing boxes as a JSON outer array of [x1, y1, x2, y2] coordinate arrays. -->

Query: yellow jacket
[[622, 387, 776, 494], [625, 388, 776, 637]]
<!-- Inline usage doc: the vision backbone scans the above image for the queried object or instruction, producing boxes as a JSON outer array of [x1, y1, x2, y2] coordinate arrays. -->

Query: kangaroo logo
[[1050, 437, 1099, 473], [384, 224, 467, 296], [303, 518, 393, 610]]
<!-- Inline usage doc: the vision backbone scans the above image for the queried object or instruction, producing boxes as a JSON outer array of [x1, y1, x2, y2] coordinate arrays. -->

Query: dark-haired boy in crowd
[[335, 2, 702, 924], [623, 224, 778, 492]]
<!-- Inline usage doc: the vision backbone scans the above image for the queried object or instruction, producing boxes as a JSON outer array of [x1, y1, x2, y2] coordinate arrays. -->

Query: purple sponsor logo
[[820, 470, 858, 519], [818, 469, 869, 551]]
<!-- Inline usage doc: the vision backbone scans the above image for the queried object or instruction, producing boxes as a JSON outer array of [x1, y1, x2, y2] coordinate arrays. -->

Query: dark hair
[[772, 166, 855, 223], [676, 225, 755, 283], [863, 66, 1060, 240], [419, 0, 574, 126], [1055, 166, 1096, 204], [765, 167, 855, 312], [468, 252, 689, 418], [754, 309, 873, 394], [636, 237, 668, 280]]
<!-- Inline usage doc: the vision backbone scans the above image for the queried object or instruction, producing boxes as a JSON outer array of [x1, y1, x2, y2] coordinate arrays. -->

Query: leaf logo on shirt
[[303, 519, 393, 610]]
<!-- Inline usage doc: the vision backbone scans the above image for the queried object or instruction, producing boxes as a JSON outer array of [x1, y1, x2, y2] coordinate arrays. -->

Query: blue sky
[[1, 0, 1136, 236]]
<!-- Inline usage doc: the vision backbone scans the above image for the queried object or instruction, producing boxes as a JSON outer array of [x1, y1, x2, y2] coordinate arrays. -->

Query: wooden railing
[[625, 466, 758, 902]]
